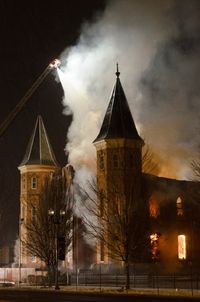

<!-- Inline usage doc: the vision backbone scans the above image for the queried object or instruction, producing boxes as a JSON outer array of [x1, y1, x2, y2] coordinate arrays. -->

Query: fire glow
[[150, 233, 159, 260], [149, 196, 160, 218], [178, 235, 186, 260]]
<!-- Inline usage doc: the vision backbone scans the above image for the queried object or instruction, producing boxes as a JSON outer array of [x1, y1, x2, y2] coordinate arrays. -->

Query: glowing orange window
[[150, 233, 160, 260], [149, 195, 160, 218], [176, 197, 183, 216], [178, 235, 186, 260]]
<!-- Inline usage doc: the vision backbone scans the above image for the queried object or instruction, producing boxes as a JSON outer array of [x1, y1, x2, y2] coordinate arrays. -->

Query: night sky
[[0, 0, 105, 246]]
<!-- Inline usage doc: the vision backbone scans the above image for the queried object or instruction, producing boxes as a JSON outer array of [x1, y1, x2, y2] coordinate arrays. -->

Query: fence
[[0, 267, 199, 292], [69, 272, 200, 291]]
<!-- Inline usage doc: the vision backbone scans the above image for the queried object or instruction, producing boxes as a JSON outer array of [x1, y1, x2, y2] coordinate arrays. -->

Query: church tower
[[18, 115, 59, 267], [93, 66, 144, 264]]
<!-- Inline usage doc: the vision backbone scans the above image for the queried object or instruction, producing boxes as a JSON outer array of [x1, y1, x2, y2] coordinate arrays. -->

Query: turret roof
[[19, 115, 59, 167], [93, 66, 142, 143]]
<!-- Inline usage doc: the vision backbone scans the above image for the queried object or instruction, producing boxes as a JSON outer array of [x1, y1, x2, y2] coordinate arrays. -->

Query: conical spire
[[19, 115, 59, 167], [93, 66, 142, 143]]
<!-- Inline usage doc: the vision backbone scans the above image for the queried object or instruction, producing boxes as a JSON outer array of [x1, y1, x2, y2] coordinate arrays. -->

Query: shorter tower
[[93, 66, 144, 264], [18, 115, 59, 267]]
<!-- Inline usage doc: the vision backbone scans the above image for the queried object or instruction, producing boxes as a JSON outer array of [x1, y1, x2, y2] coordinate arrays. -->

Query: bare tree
[[22, 171, 73, 285], [77, 144, 159, 290], [76, 143, 160, 289], [142, 144, 160, 175], [191, 159, 200, 180], [82, 180, 149, 290]]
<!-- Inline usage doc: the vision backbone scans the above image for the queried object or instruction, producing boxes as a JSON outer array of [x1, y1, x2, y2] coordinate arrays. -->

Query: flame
[[150, 233, 159, 260], [149, 195, 160, 218], [150, 233, 159, 242]]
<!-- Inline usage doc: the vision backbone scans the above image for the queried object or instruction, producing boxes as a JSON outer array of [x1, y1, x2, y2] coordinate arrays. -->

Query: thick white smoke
[[59, 0, 200, 181]]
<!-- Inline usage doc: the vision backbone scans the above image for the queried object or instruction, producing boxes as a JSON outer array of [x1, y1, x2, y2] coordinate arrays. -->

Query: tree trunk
[[125, 261, 130, 290], [47, 265, 54, 287]]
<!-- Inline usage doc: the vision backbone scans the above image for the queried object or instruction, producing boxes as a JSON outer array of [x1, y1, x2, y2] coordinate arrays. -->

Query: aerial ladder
[[0, 59, 61, 138]]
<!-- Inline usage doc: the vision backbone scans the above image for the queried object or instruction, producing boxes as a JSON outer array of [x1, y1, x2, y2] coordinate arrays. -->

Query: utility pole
[[74, 215, 79, 290], [48, 208, 66, 290], [18, 218, 24, 287]]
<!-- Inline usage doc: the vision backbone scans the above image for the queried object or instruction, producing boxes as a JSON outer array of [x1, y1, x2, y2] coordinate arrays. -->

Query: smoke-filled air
[[58, 0, 200, 182]]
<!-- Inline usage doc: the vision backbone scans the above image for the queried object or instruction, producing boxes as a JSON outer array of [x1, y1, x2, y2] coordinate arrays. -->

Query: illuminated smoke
[[59, 0, 200, 181]]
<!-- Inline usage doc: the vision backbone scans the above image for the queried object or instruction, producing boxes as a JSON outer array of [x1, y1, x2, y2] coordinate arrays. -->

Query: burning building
[[93, 66, 200, 273], [18, 67, 200, 274]]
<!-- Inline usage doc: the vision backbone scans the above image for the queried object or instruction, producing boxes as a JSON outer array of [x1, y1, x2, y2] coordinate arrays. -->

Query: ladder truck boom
[[0, 59, 60, 138]]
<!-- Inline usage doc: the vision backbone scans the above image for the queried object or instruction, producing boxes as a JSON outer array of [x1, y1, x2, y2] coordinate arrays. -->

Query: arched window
[[150, 233, 160, 260], [31, 177, 37, 189], [178, 235, 186, 260], [149, 195, 160, 218], [176, 197, 183, 216]]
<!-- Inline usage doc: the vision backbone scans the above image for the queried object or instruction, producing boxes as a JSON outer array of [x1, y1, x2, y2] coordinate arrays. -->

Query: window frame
[[31, 176, 37, 189]]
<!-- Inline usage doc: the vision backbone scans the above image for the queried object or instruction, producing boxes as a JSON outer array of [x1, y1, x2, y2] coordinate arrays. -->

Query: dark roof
[[93, 68, 142, 143], [19, 115, 59, 167], [142, 173, 200, 204]]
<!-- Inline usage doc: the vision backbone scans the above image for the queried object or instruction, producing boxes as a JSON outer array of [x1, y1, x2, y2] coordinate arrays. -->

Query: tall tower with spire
[[93, 66, 144, 264], [18, 115, 59, 267]]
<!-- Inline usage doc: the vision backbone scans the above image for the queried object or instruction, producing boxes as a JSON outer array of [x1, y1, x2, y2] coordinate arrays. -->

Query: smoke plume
[[59, 0, 200, 181]]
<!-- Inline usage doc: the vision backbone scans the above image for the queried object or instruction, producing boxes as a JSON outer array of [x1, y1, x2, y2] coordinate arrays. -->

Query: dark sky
[[0, 0, 105, 246]]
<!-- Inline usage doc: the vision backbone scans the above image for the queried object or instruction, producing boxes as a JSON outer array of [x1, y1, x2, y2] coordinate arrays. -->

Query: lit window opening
[[149, 196, 160, 218], [150, 233, 159, 243], [150, 233, 160, 260], [176, 197, 183, 216], [178, 234, 186, 260]]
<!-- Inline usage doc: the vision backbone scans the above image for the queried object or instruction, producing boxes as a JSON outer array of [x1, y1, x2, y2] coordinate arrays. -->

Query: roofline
[[93, 138, 144, 150], [18, 164, 60, 173]]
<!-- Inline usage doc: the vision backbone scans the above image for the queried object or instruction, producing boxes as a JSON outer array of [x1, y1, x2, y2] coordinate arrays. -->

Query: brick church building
[[18, 67, 200, 274]]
